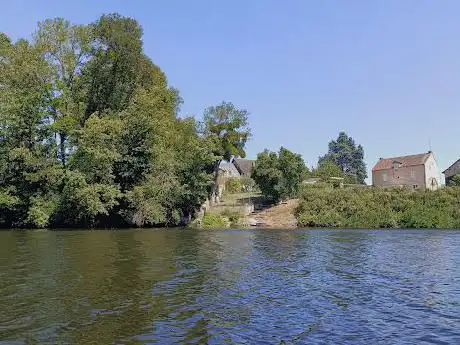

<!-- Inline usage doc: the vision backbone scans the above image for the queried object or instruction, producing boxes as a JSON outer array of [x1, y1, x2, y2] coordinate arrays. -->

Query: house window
[[413, 184, 418, 189], [383, 172, 388, 182], [410, 168, 415, 179]]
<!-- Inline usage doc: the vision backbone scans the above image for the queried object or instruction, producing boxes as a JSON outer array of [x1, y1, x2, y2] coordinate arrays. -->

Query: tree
[[0, 14, 232, 228], [203, 101, 251, 203], [0, 34, 63, 228], [251, 150, 282, 201], [313, 160, 344, 179], [83, 13, 145, 118], [278, 147, 309, 198], [319, 132, 367, 184], [33, 18, 92, 166], [252, 147, 307, 202]]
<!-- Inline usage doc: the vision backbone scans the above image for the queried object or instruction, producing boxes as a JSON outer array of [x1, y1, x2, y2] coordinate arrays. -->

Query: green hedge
[[296, 186, 460, 228]]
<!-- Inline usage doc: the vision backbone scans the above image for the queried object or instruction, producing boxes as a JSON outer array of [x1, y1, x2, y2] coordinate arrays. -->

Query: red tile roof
[[372, 152, 431, 171]]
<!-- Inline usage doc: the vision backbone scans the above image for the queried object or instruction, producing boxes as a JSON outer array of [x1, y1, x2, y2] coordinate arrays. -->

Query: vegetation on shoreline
[[317, 132, 367, 184], [252, 147, 308, 203], [296, 185, 460, 229], [2, 15, 459, 230], [0, 14, 249, 228], [251, 133, 368, 202]]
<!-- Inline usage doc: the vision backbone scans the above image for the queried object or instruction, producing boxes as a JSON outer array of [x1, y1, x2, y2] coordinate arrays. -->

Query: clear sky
[[2, 0, 460, 182]]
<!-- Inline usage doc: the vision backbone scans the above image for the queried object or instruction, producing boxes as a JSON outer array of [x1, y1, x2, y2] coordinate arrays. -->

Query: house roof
[[372, 152, 432, 172], [232, 158, 254, 176], [219, 162, 240, 177], [442, 158, 460, 174]]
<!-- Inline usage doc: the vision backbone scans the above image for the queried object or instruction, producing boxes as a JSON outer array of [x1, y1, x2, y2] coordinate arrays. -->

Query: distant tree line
[[0, 14, 249, 228]]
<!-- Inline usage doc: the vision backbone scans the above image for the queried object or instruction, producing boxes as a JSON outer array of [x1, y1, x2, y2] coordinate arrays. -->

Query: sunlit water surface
[[0, 229, 459, 344]]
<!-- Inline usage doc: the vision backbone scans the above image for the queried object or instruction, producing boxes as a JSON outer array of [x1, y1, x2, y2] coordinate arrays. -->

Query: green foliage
[[221, 209, 243, 226], [203, 102, 251, 203], [70, 115, 122, 184], [319, 132, 367, 184], [26, 196, 58, 228], [251, 150, 282, 201], [57, 171, 121, 227], [240, 176, 256, 192], [83, 13, 144, 117], [312, 160, 343, 179], [201, 213, 227, 229], [448, 175, 460, 187], [296, 186, 460, 228], [0, 189, 19, 208], [33, 17, 92, 165], [225, 177, 243, 193], [203, 102, 251, 162], [252, 147, 307, 202], [0, 15, 216, 228]]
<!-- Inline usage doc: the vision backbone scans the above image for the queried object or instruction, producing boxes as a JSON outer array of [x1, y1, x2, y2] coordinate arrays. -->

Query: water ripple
[[0, 229, 459, 344]]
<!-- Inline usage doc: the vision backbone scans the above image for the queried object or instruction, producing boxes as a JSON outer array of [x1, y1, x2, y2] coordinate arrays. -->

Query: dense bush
[[220, 209, 243, 226], [201, 213, 228, 229], [296, 186, 460, 228], [225, 177, 256, 194], [252, 147, 307, 202], [225, 178, 243, 193]]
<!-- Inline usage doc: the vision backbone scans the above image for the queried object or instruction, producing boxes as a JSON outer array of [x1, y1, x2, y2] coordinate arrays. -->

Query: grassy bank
[[296, 185, 460, 228]]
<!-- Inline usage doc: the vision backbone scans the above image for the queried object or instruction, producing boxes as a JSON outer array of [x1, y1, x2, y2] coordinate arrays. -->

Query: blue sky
[[2, 0, 460, 182]]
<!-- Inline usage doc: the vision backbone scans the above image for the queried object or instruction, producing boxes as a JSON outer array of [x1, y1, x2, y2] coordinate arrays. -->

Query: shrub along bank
[[295, 186, 460, 228]]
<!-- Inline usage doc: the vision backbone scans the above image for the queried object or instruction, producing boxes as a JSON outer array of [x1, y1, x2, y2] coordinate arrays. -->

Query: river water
[[0, 229, 459, 344]]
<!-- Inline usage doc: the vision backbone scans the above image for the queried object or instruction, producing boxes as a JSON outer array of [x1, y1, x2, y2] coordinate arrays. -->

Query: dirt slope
[[245, 199, 298, 229]]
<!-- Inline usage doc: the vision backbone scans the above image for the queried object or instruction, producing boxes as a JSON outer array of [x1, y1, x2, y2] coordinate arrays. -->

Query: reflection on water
[[0, 229, 459, 344]]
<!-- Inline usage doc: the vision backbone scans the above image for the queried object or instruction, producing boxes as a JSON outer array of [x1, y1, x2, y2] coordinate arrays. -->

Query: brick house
[[372, 151, 441, 190], [443, 159, 460, 185]]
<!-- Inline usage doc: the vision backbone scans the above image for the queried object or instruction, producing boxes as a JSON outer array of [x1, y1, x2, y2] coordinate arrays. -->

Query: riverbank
[[199, 186, 460, 229], [296, 185, 460, 229], [198, 191, 298, 229], [243, 199, 298, 228]]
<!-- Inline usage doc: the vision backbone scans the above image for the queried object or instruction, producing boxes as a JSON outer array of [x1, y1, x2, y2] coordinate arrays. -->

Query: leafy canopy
[[252, 147, 307, 202], [319, 132, 367, 184], [203, 101, 251, 162], [0, 14, 218, 228]]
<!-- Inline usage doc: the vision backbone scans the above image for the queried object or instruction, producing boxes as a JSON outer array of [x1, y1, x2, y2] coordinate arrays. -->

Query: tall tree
[[203, 101, 251, 203], [0, 35, 62, 227], [34, 18, 92, 165], [83, 13, 144, 118], [252, 147, 307, 202], [251, 150, 282, 201], [278, 147, 309, 198], [319, 132, 367, 184]]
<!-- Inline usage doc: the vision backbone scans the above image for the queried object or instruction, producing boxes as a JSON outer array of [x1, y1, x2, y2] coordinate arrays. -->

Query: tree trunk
[[59, 132, 66, 167]]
